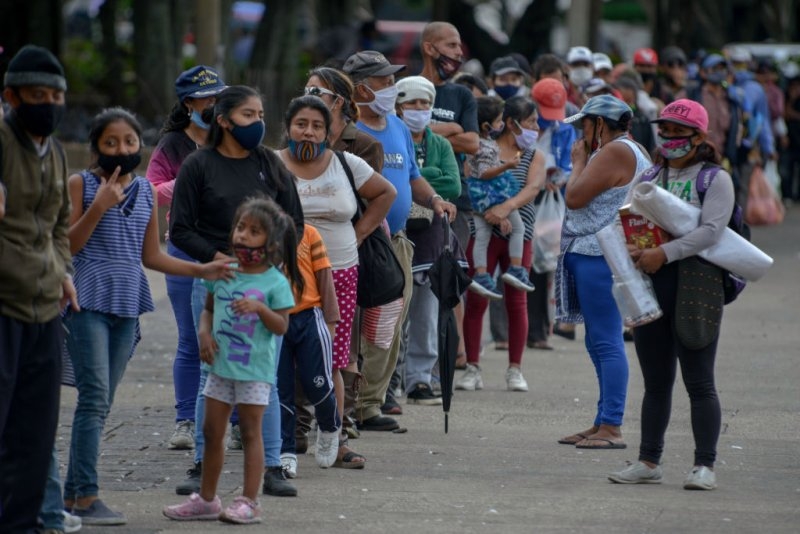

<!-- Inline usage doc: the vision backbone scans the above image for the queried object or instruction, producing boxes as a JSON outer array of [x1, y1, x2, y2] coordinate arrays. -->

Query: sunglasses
[[304, 86, 338, 98]]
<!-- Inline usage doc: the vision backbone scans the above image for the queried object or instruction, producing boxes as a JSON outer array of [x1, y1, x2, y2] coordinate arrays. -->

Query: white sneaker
[[608, 461, 663, 484], [683, 465, 717, 490], [315, 428, 339, 468], [505, 367, 529, 392], [168, 420, 195, 450], [63, 510, 82, 533], [455, 364, 483, 391], [280, 452, 298, 479], [227, 424, 242, 450]]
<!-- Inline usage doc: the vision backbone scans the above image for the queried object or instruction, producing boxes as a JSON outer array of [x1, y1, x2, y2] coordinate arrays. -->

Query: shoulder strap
[[334, 150, 366, 221], [639, 163, 663, 183], [695, 162, 721, 204]]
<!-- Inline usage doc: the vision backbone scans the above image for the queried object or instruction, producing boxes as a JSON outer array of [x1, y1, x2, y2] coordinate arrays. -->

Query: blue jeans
[[191, 278, 282, 467], [564, 253, 628, 427], [166, 241, 200, 422], [39, 448, 65, 530], [64, 310, 137, 499]]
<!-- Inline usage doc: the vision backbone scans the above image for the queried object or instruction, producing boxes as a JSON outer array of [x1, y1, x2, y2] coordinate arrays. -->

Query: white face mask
[[401, 109, 432, 132], [569, 66, 593, 87], [361, 85, 399, 116]]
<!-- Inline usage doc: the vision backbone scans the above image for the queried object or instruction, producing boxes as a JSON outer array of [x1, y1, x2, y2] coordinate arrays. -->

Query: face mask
[[287, 139, 327, 162], [706, 72, 727, 85], [401, 109, 432, 133], [97, 152, 142, 175], [639, 71, 656, 84], [513, 122, 539, 151], [486, 123, 504, 140], [434, 49, 463, 81], [190, 110, 210, 130], [233, 244, 267, 266], [229, 119, 265, 150], [14, 102, 65, 137], [590, 118, 604, 152], [537, 117, 555, 131], [493, 84, 519, 101], [657, 134, 695, 159], [364, 85, 399, 116], [569, 67, 593, 87]]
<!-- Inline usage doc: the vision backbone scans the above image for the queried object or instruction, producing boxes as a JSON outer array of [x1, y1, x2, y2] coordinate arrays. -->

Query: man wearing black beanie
[[0, 44, 77, 534]]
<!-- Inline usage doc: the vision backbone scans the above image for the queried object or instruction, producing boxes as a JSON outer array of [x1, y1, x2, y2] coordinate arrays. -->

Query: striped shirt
[[72, 171, 155, 318]]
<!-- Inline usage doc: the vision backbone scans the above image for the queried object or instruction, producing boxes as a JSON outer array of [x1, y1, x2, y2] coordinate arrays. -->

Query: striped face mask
[[287, 139, 327, 162]]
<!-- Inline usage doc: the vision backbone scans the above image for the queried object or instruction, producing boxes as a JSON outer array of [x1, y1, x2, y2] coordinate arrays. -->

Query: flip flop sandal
[[333, 451, 366, 469], [574, 438, 627, 450], [557, 433, 588, 445]]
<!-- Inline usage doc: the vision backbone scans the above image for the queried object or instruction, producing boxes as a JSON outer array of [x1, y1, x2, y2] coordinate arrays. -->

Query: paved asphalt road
[[55, 206, 800, 533]]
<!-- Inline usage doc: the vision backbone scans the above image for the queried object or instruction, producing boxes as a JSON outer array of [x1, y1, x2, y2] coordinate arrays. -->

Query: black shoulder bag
[[335, 151, 405, 308]]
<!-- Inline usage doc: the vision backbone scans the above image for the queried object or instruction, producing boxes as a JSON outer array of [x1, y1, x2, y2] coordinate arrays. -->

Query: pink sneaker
[[219, 496, 262, 524], [163, 493, 221, 521]]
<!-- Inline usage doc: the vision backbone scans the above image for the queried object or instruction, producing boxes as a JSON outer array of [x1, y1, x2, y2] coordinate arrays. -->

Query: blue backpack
[[639, 163, 749, 304]]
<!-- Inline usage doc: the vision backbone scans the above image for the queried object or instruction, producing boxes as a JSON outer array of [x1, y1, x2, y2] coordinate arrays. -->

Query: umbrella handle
[[442, 215, 451, 252]]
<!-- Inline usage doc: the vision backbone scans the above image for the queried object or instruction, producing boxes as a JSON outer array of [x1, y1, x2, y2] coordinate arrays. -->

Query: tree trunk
[[0, 0, 63, 61]]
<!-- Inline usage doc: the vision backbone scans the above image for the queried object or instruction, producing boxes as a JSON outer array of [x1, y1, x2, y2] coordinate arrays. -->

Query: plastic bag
[[763, 159, 781, 194], [745, 165, 785, 226], [532, 189, 565, 274]]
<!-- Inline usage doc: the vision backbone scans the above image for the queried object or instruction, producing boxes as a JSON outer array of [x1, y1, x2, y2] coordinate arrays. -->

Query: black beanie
[[4, 45, 67, 91]]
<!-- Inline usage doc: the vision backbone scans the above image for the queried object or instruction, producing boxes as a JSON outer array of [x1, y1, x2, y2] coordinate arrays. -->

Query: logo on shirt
[[432, 107, 455, 121], [384, 152, 405, 169]]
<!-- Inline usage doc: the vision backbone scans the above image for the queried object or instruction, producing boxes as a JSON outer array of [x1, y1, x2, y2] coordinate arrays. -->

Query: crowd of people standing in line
[[1, 22, 790, 532]]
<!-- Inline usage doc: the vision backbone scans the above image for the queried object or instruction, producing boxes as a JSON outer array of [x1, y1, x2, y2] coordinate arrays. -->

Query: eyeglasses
[[304, 86, 338, 98]]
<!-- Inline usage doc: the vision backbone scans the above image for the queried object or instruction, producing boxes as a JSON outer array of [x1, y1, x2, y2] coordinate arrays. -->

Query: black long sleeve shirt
[[169, 146, 304, 263]]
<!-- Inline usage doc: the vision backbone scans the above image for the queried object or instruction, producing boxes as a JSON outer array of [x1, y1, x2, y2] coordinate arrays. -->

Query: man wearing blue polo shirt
[[342, 51, 457, 427]]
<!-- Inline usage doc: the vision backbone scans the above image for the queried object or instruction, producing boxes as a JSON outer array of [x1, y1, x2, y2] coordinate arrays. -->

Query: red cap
[[531, 78, 567, 120], [633, 48, 659, 66]]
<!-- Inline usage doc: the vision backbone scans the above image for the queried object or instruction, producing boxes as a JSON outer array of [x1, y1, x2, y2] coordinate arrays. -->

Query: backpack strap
[[639, 163, 663, 183], [694, 162, 721, 204]]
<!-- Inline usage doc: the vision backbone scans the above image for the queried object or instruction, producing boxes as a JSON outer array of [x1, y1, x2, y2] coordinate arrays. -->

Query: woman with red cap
[[609, 99, 733, 491]]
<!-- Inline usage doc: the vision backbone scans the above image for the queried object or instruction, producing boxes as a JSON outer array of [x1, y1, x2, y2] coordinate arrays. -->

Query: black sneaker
[[357, 414, 399, 431], [406, 383, 443, 406], [380, 393, 403, 415], [175, 461, 201, 495], [263, 465, 298, 497]]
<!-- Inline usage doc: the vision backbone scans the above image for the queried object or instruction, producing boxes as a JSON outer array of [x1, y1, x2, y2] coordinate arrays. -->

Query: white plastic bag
[[763, 160, 781, 195], [532, 189, 565, 274]]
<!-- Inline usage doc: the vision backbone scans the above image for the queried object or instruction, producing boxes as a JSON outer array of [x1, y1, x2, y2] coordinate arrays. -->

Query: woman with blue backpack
[[609, 99, 735, 491]]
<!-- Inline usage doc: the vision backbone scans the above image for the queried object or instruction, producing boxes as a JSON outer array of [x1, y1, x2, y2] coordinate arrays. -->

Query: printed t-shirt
[[356, 115, 421, 234], [204, 267, 295, 384]]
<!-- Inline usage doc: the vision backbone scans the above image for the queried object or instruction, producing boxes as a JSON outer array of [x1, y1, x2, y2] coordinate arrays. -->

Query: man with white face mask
[[342, 52, 458, 423], [566, 46, 594, 108]]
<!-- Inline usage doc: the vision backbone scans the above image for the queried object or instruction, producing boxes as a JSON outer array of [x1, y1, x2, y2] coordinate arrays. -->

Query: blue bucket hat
[[175, 65, 226, 102], [564, 94, 632, 123]]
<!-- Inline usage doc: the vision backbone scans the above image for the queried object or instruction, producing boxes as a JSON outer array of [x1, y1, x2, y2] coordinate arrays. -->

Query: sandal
[[333, 436, 366, 469], [557, 433, 588, 445]]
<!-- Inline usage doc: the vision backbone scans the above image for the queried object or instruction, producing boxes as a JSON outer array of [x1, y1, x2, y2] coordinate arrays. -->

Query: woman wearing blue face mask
[[147, 65, 226, 452], [169, 85, 306, 499], [278, 95, 396, 470]]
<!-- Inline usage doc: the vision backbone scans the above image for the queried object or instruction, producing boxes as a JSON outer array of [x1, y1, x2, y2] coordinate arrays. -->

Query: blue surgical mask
[[229, 119, 265, 150], [513, 121, 539, 151], [401, 109, 432, 133], [190, 110, 210, 130], [493, 84, 519, 101]]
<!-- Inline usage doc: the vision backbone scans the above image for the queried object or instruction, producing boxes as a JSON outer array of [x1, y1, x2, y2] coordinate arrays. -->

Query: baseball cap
[[342, 50, 406, 82], [567, 46, 593, 65], [564, 94, 632, 124], [661, 46, 687, 65], [652, 98, 709, 133], [175, 65, 226, 101], [728, 46, 752, 64], [396, 76, 436, 104], [592, 53, 613, 73], [490, 55, 525, 77], [531, 78, 567, 121], [583, 78, 612, 95], [633, 48, 659, 66], [702, 54, 727, 70]]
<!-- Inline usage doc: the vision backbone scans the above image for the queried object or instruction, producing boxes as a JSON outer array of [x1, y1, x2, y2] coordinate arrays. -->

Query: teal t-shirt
[[203, 267, 294, 384]]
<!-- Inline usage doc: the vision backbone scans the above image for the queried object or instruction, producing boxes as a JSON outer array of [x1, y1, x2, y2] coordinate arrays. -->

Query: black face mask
[[15, 102, 65, 137], [97, 152, 142, 176], [639, 72, 656, 84]]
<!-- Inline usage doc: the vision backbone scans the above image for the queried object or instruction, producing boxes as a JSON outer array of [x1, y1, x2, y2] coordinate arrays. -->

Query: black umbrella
[[429, 216, 472, 433]]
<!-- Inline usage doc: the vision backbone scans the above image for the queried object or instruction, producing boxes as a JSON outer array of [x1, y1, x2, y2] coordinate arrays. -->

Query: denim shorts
[[203, 372, 271, 406]]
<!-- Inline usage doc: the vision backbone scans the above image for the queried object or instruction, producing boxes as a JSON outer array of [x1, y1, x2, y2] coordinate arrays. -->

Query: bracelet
[[428, 194, 443, 208]]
